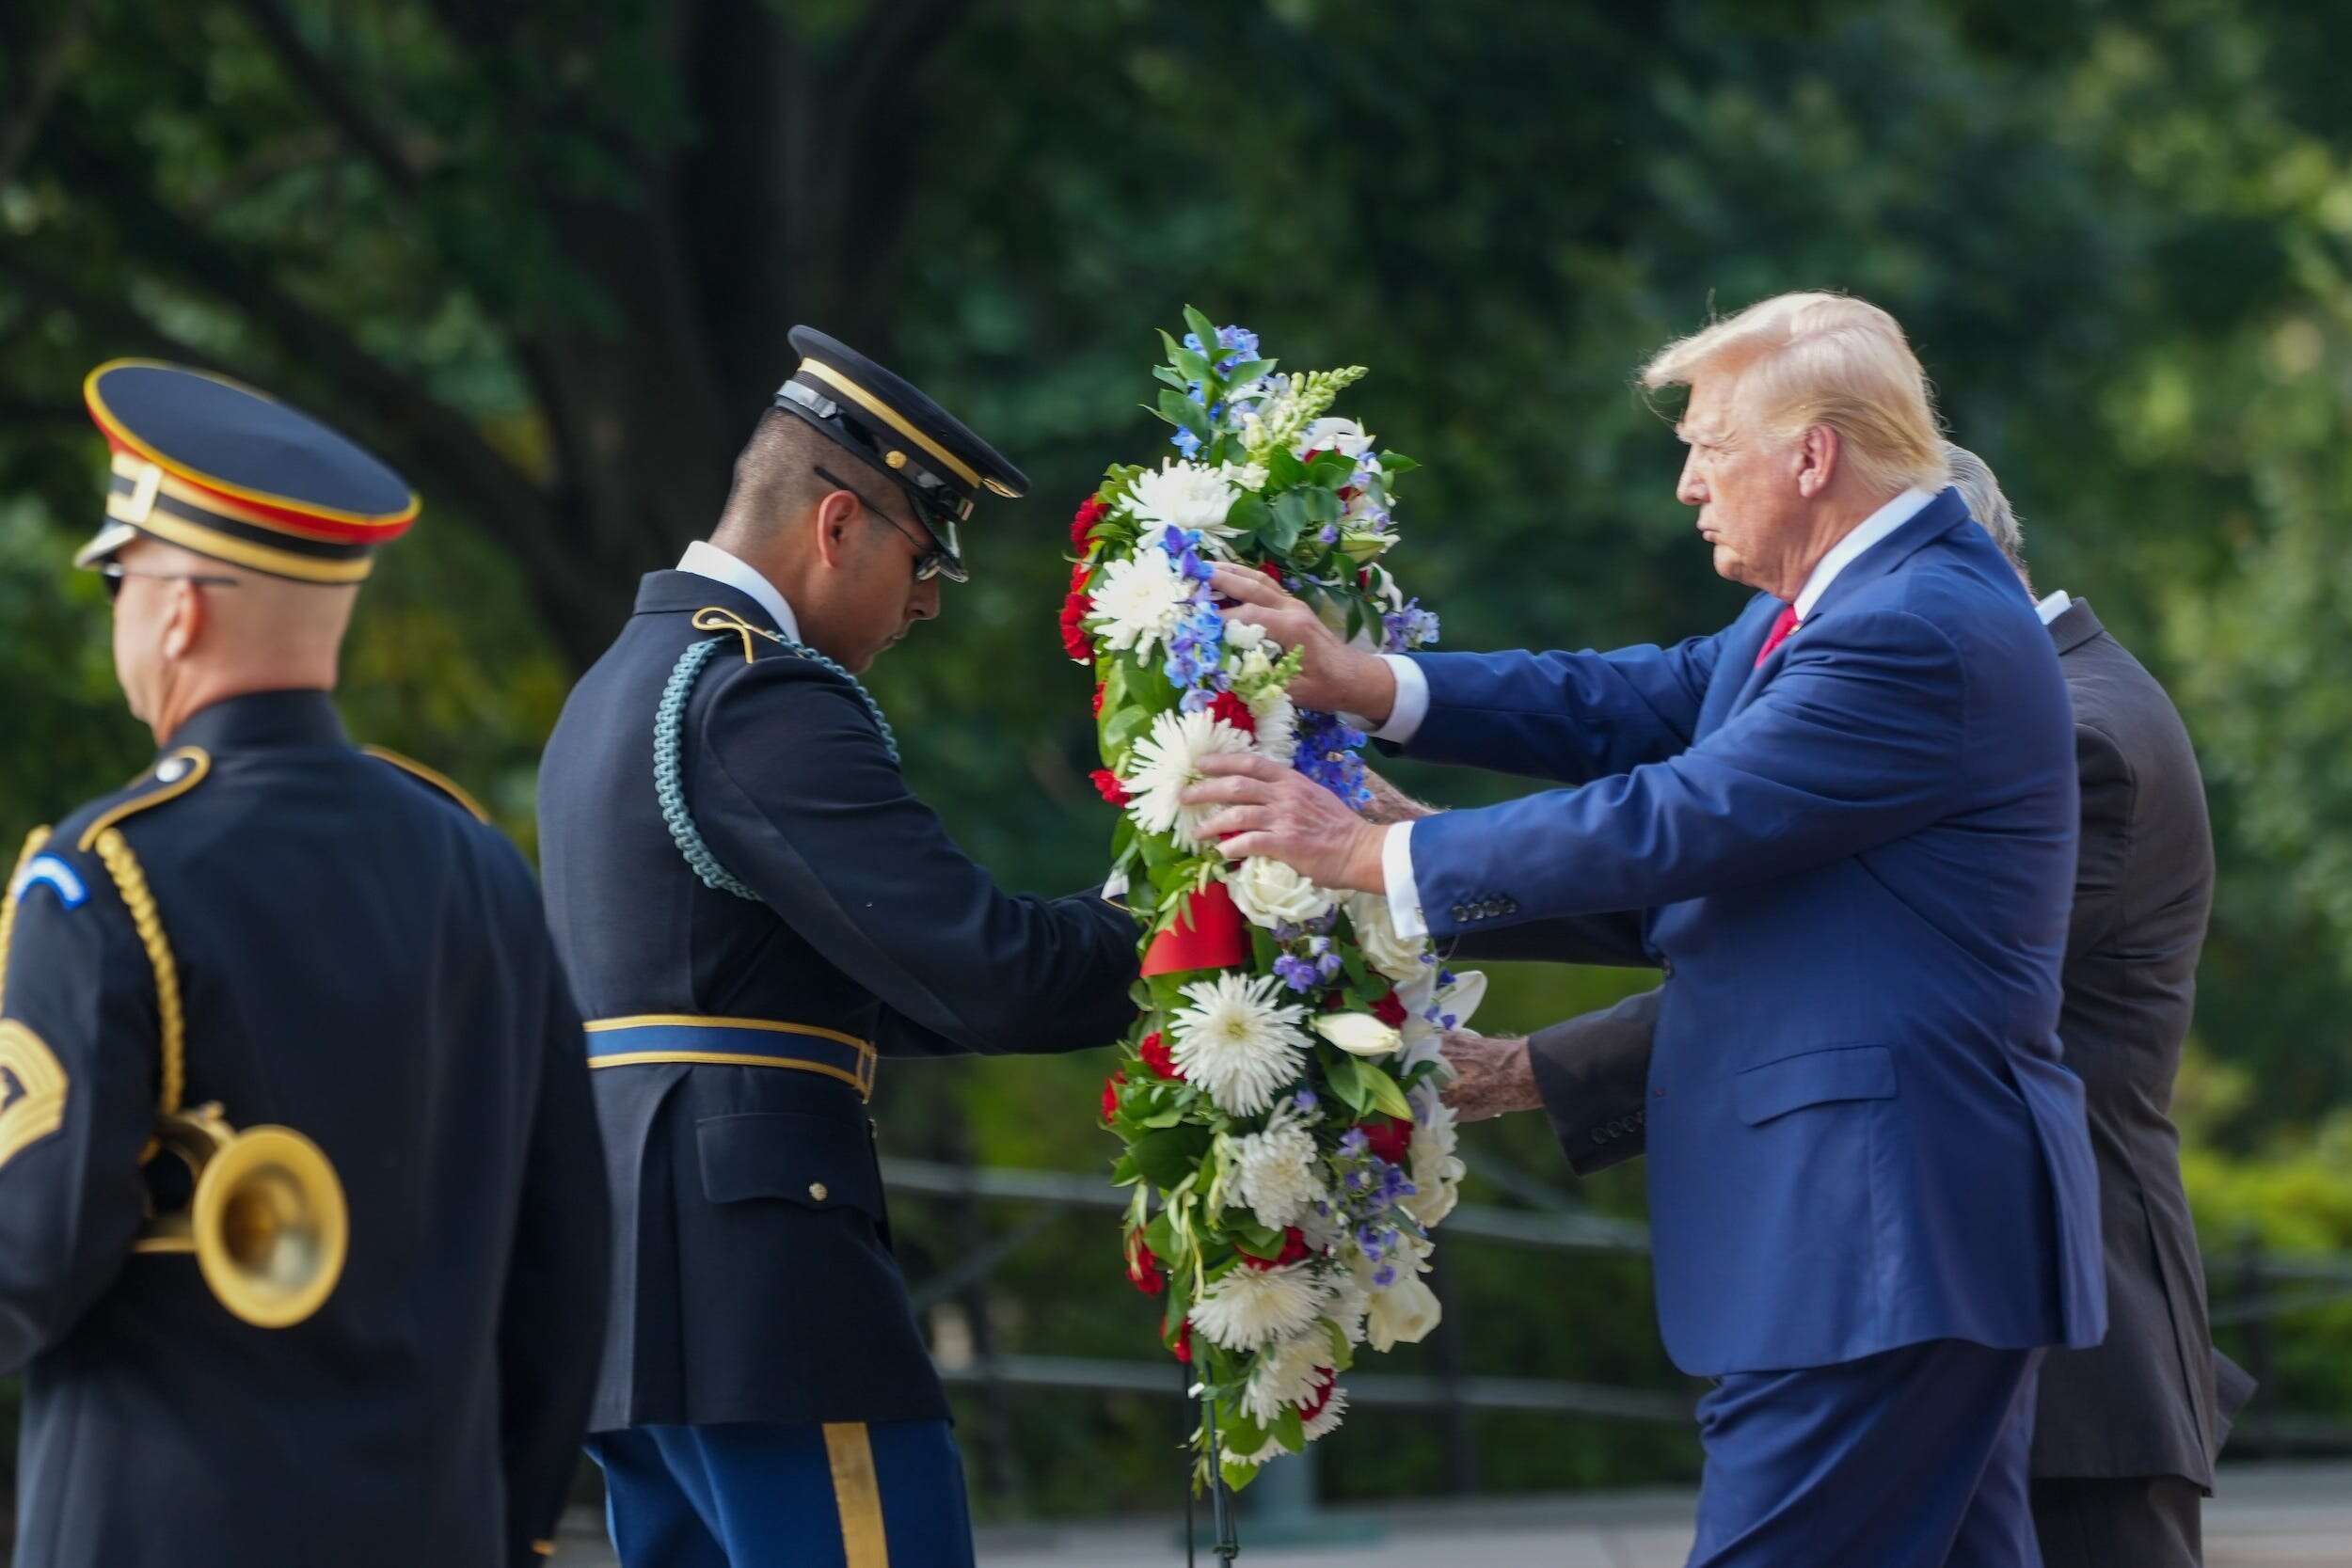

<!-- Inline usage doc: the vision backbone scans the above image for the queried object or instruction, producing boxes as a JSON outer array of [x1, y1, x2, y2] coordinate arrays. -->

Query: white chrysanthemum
[[1121, 709, 1255, 850], [1247, 684, 1298, 764], [1128, 460, 1241, 546], [1241, 1327, 1332, 1423], [1189, 1259, 1329, 1352], [1346, 892, 1428, 983], [1170, 972, 1311, 1116], [1227, 855, 1336, 930], [1089, 547, 1195, 660], [1403, 1086, 1464, 1228], [1232, 1105, 1325, 1230]]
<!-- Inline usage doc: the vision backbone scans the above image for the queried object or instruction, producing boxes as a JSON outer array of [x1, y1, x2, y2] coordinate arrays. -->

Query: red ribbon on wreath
[[1140, 880, 1248, 975]]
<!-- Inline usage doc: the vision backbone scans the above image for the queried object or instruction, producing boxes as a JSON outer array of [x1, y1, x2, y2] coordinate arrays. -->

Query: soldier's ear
[[811, 489, 860, 571], [161, 578, 204, 661]]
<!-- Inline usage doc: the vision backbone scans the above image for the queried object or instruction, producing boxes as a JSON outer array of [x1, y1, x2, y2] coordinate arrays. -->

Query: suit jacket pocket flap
[[698, 1111, 883, 1217], [1735, 1045, 1897, 1126]]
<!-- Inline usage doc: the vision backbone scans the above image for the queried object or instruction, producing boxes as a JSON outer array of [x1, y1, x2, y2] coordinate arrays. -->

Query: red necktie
[[1755, 603, 1799, 667]]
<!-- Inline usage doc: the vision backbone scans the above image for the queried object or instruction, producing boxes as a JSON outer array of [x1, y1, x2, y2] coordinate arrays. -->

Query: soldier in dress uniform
[[0, 361, 610, 1567], [537, 327, 1138, 1568]]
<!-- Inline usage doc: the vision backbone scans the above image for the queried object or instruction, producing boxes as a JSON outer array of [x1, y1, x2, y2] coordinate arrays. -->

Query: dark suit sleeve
[[497, 955, 610, 1564], [1449, 908, 1653, 967], [694, 658, 1139, 1056], [0, 857, 158, 1373], [1527, 987, 1661, 1176], [2212, 1348, 2257, 1450], [2065, 720, 2135, 962]]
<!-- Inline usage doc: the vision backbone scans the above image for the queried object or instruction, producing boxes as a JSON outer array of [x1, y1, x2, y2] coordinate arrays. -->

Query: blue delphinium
[[1293, 708, 1373, 809], [1380, 597, 1442, 654]]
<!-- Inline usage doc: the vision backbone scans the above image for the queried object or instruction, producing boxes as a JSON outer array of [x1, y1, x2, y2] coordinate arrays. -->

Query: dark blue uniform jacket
[[536, 572, 1137, 1433], [0, 689, 608, 1568]]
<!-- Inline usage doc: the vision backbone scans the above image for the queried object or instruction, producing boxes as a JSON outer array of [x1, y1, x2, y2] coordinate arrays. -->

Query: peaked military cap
[[79, 359, 418, 585], [772, 326, 1028, 577]]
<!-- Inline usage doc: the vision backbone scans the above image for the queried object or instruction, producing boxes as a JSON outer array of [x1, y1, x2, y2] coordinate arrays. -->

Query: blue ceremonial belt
[[584, 1015, 879, 1101]]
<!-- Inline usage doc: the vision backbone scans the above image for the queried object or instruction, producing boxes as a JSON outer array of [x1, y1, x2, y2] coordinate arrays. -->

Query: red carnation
[[1238, 1227, 1311, 1271], [1298, 1368, 1338, 1421], [1059, 591, 1093, 664], [1359, 1117, 1412, 1167], [1371, 990, 1408, 1028], [1072, 496, 1110, 550], [1089, 768, 1130, 807], [1206, 690, 1256, 735], [1127, 1234, 1167, 1297], [1102, 1069, 1125, 1121], [1138, 1029, 1183, 1081], [1091, 683, 1105, 717], [1171, 1322, 1193, 1364]]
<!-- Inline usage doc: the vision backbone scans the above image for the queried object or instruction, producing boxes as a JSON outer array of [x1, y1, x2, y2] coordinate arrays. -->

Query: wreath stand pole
[[1204, 1395, 1241, 1561]]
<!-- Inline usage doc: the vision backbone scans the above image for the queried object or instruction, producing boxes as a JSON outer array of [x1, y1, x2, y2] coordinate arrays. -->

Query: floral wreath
[[1068, 309, 1482, 1488]]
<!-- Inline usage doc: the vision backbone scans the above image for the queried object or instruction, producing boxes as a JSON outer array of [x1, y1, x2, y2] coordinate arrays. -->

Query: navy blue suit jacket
[[1401, 489, 2106, 1376]]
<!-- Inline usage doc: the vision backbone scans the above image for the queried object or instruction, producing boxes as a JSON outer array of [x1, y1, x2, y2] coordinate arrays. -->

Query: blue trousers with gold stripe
[[589, 1419, 974, 1568]]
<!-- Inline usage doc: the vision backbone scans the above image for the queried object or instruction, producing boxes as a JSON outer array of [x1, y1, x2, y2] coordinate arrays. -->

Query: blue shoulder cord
[[655, 608, 900, 903]]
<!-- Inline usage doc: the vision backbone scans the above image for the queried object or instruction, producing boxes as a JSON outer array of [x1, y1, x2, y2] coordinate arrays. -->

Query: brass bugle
[[134, 1101, 348, 1329]]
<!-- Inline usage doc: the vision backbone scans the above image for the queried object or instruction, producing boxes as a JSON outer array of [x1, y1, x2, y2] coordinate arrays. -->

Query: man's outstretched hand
[[1211, 564, 1396, 721], [1184, 752, 1388, 892], [1440, 1028, 1543, 1122]]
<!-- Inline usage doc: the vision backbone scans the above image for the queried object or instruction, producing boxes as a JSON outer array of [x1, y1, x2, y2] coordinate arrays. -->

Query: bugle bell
[[134, 1101, 347, 1329]]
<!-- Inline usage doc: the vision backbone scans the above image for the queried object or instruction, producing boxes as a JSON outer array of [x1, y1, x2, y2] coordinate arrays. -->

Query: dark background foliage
[[5, 0, 2351, 1522]]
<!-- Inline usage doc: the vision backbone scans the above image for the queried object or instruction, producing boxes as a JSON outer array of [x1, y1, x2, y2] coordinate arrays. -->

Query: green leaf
[[1302, 487, 1344, 524], [1357, 1063, 1416, 1122], [1131, 1124, 1214, 1189], [1157, 328, 1187, 366], [1219, 357, 1274, 385], [1274, 1405, 1307, 1451], [1264, 448, 1309, 491], [1182, 305, 1220, 352], [1375, 450, 1421, 476], [1110, 1151, 1139, 1187], [1172, 345, 1216, 386], [1306, 449, 1357, 485], [1224, 492, 1271, 544], [1324, 1053, 1374, 1116], [1157, 388, 1213, 440], [1220, 1460, 1261, 1493], [1103, 702, 1154, 752], [1140, 1107, 1186, 1128], [1267, 493, 1311, 552]]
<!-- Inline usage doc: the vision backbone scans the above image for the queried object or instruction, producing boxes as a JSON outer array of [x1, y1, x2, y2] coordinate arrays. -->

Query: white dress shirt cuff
[[1382, 822, 1429, 941], [1350, 655, 1428, 744]]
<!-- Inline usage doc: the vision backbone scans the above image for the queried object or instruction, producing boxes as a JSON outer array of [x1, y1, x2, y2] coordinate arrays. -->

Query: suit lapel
[[1720, 489, 1971, 722], [1699, 595, 1789, 737]]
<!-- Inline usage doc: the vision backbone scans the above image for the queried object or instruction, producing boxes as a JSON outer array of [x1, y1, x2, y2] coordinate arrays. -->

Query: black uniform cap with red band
[[771, 326, 1029, 581], [78, 359, 417, 585]]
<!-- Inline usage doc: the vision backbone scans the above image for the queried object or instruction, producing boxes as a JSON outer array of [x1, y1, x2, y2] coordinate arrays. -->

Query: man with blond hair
[[1182, 293, 2106, 1565]]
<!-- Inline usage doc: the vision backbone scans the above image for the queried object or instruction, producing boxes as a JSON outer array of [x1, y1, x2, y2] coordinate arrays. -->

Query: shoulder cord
[[655, 614, 902, 903], [0, 826, 53, 1015], [90, 828, 184, 1121]]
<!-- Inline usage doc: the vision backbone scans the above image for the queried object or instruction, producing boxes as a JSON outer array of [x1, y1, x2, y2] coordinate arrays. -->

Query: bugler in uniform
[[0, 362, 610, 1566], [538, 328, 1138, 1567]]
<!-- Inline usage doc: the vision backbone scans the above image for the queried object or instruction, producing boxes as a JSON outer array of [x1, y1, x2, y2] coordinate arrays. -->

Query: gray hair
[[1944, 442, 2025, 575]]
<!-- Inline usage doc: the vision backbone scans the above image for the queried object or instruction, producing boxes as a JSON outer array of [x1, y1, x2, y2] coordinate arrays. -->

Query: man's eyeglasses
[[99, 563, 242, 603], [814, 465, 966, 584]]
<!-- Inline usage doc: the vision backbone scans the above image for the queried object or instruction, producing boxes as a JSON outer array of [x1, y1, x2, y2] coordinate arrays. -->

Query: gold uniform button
[[808, 1181, 829, 1202]]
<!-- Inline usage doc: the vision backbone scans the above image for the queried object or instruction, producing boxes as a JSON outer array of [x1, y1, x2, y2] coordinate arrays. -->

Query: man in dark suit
[[537, 328, 1138, 1567], [1184, 294, 2104, 1566], [1432, 445, 2250, 1567], [0, 361, 608, 1566]]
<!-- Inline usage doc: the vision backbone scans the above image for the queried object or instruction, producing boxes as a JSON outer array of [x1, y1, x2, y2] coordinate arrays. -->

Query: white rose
[[1347, 892, 1427, 983], [1365, 1272, 1440, 1351], [1311, 1011, 1402, 1058], [1227, 857, 1338, 929]]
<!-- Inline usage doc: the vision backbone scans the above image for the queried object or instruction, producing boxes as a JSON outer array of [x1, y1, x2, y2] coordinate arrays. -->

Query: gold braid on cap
[[91, 829, 184, 1122], [0, 826, 53, 1015]]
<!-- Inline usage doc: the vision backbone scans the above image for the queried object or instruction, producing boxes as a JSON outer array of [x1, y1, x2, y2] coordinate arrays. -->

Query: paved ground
[[548, 1461, 2352, 1565]]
